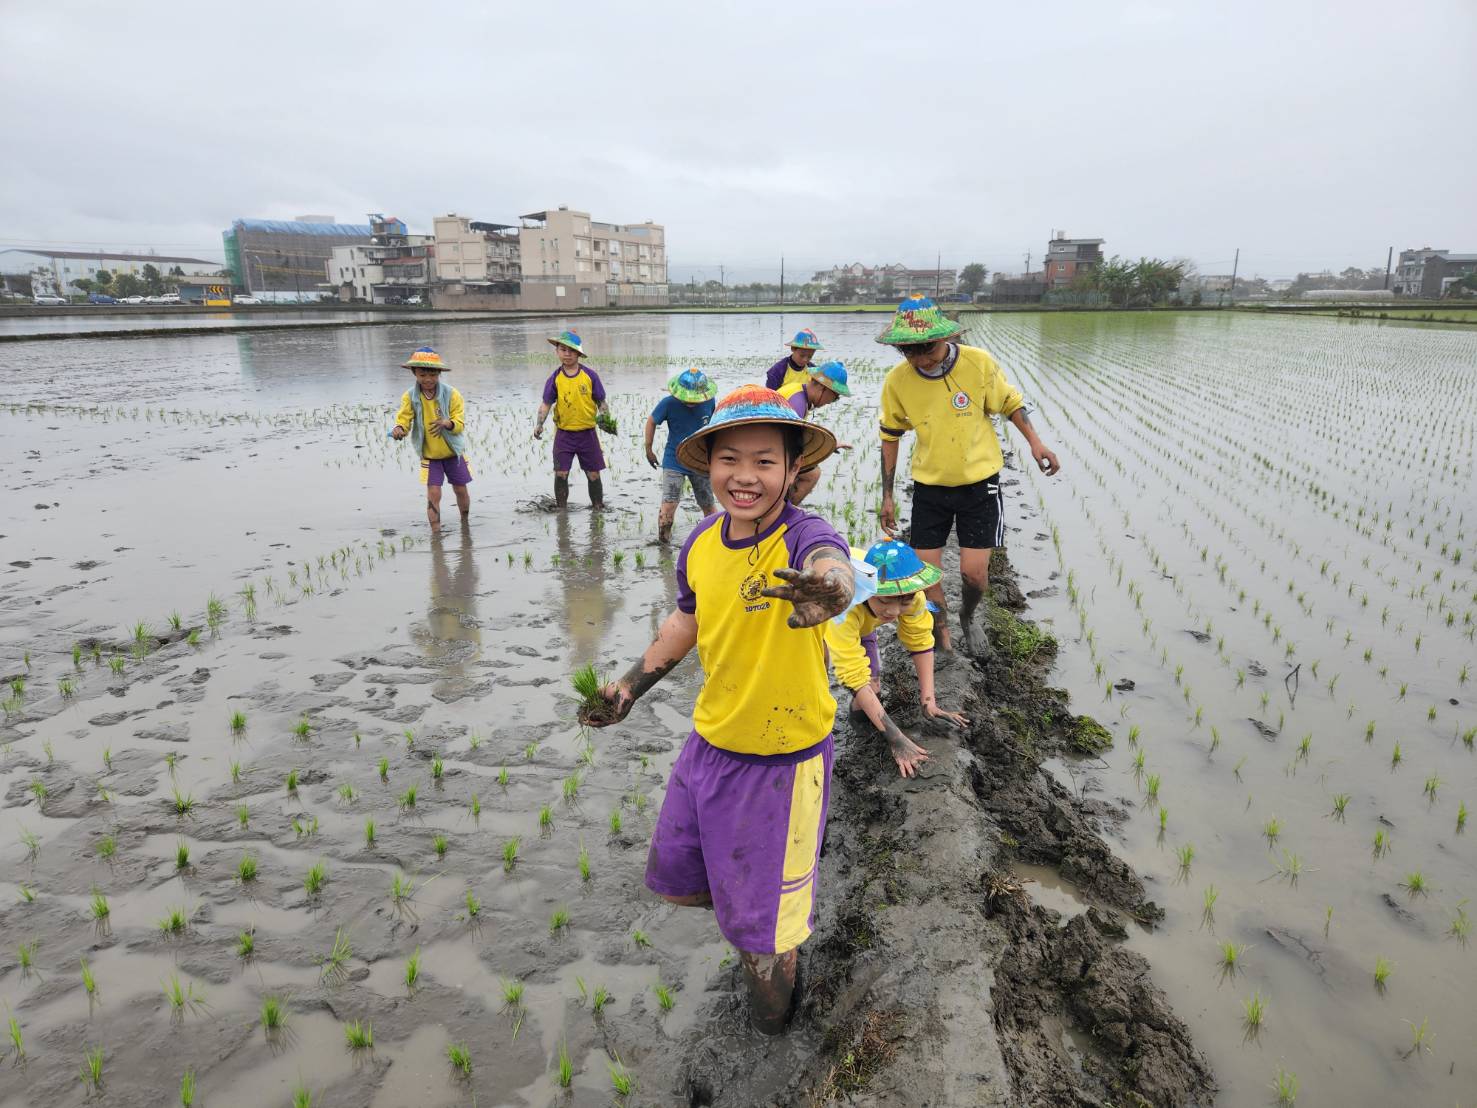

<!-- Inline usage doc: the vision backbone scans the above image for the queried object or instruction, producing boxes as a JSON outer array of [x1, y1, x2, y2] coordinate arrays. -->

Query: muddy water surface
[[3, 310, 1473, 1106]]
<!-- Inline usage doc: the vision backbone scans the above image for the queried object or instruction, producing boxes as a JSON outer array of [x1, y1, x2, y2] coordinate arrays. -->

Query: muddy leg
[[588, 475, 605, 510], [741, 949, 798, 1035], [658, 500, 676, 545], [452, 483, 470, 522], [958, 547, 992, 655], [426, 484, 443, 528], [554, 472, 570, 508]]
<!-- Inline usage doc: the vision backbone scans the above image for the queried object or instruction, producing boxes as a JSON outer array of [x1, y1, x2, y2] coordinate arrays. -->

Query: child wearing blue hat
[[764, 329, 822, 391], [778, 361, 852, 506], [534, 330, 612, 509], [825, 539, 969, 777], [644, 368, 719, 544]]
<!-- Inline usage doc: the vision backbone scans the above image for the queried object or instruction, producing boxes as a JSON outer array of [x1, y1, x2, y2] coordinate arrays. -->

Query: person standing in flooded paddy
[[644, 368, 718, 544], [763, 328, 823, 391], [875, 296, 1061, 654], [778, 359, 852, 506], [533, 329, 612, 509], [583, 385, 854, 1036], [390, 346, 472, 528]]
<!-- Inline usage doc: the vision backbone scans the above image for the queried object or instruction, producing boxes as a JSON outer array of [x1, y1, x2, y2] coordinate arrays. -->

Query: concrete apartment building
[[519, 207, 668, 304], [1043, 233, 1105, 289], [813, 262, 958, 300], [1392, 247, 1477, 297], [432, 214, 521, 289], [325, 214, 435, 303]]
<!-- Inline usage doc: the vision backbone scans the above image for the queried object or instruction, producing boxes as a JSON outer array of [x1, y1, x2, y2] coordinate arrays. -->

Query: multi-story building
[[223, 216, 374, 301], [1043, 233, 1104, 289], [432, 214, 521, 289], [518, 207, 667, 304], [812, 262, 958, 300], [0, 248, 224, 296], [323, 215, 435, 303], [1393, 247, 1477, 297]]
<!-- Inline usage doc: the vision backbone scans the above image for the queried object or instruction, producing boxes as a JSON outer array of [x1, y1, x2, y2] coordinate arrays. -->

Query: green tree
[[93, 269, 112, 289], [111, 272, 144, 297], [958, 263, 989, 297], [141, 263, 164, 296], [70, 277, 96, 295], [877, 276, 897, 300]]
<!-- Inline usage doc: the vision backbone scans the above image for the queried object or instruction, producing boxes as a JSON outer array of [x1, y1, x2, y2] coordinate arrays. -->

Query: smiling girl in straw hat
[[583, 384, 853, 1035]]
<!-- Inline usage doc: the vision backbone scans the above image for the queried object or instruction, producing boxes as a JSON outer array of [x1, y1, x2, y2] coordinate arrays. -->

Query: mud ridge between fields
[[655, 549, 1215, 1107]]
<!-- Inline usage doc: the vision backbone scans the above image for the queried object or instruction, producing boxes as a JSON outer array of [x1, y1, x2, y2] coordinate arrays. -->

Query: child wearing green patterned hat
[[644, 369, 719, 544], [825, 539, 969, 777], [876, 297, 1061, 655]]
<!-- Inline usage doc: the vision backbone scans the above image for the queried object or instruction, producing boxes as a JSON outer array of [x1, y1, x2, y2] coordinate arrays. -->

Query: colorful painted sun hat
[[547, 330, 585, 355], [675, 385, 836, 475], [789, 329, 822, 350], [402, 346, 449, 370], [809, 360, 851, 398], [874, 296, 964, 346], [864, 539, 943, 596], [669, 368, 718, 404]]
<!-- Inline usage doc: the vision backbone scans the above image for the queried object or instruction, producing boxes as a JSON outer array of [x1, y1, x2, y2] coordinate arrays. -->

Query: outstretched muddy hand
[[761, 565, 851, 628], [883, 718, 930, 778]]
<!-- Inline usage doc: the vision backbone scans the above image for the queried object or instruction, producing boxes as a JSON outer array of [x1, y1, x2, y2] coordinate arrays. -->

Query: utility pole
[[1024, 251, 1031, 274], [780, 256, 785, 306], [935, 251, 942, 299], [1383, 245, 1393, 290], [1226, 247, 1240, 307], [719, 264, 725, 305]]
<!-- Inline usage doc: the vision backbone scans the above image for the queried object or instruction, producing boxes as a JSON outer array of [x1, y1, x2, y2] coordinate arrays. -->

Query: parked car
[[88, 293, 117, 305], [120, 295, 145, 305], [159, 293, 180, 304], [33, 294, 68, 305], [232, 295, 262, 305], [405, 295, 424, 306]]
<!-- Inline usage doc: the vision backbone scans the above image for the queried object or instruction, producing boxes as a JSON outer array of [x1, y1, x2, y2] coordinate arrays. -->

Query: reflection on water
[[554, 510, 625, 663], [413, 523, 481, 666]]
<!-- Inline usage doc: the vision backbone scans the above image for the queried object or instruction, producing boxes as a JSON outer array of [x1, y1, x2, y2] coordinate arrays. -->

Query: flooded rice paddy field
[[0, 310, 1472, 1106]]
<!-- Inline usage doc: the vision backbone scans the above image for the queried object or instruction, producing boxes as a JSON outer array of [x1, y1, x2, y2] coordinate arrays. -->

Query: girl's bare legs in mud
[[656, 890, 797, 1034], [426, 484, 442, 527]]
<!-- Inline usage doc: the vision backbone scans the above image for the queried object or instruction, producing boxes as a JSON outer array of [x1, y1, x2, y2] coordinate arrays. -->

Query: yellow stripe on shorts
[[774, 747, 827, 953]]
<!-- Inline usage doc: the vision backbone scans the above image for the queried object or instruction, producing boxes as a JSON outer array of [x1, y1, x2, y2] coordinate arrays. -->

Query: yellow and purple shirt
[[676, 503, 846, 756], [542, 365, 606, 431], [394, 387, 465, 460], [824, 593, 934, 692]]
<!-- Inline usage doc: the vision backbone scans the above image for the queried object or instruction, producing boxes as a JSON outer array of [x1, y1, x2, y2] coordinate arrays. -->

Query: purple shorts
[[553, 428, 605, 474], [646, 731, 833, 955], [420, 455, 473, 486]]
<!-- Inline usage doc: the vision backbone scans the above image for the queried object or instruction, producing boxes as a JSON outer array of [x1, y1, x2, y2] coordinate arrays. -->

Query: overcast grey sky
[[4, 0, 1474, 282]]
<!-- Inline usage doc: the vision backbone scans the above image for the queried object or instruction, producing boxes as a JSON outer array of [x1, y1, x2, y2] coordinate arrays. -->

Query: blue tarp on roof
[[231, 219, 374, 236]]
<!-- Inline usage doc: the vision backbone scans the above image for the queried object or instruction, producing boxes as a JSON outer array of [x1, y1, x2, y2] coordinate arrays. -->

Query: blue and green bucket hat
[[547, 330, 586, 355], [789, 329, 822, 350], [669, 368, 719, 404], [675, 385, 836, 475], [864, 539, 943, 596], [875, 296, 963, 346], [809, 360, 851, 398]]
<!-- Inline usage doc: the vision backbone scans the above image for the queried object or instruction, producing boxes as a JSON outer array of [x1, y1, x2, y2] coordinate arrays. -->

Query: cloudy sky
[[4, 0, 1473, 282]]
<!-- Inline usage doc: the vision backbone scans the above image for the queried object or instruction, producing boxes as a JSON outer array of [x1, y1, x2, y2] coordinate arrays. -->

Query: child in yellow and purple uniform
[[825, 539, 969, 778], [533, 330, 611, 509], [764, 328, 822, 390], [390, 347, 471, 527], [584, 384, 854, 1036], [777, 360, 851, 505]]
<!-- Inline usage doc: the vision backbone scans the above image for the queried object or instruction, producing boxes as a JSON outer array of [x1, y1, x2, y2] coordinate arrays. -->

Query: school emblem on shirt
[[739, 571, 768, 602], [951, 390, 971, 411]]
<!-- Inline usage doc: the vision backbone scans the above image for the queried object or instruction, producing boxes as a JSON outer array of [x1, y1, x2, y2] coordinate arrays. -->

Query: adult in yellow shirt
[[875, 297, 1061, 654], [825, 540, 969, 777]]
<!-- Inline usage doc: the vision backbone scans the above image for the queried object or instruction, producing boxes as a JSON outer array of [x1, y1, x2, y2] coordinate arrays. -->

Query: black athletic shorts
[[909, 474, 1004, 550]]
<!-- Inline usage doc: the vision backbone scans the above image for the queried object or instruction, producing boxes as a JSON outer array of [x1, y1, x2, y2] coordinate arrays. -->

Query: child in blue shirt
[[644, 369, 718, 544]]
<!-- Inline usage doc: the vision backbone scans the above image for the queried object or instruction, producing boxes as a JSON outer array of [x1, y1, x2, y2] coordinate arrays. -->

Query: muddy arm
[[852, 683, 930, 778], [590, 609, 698, 725]]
